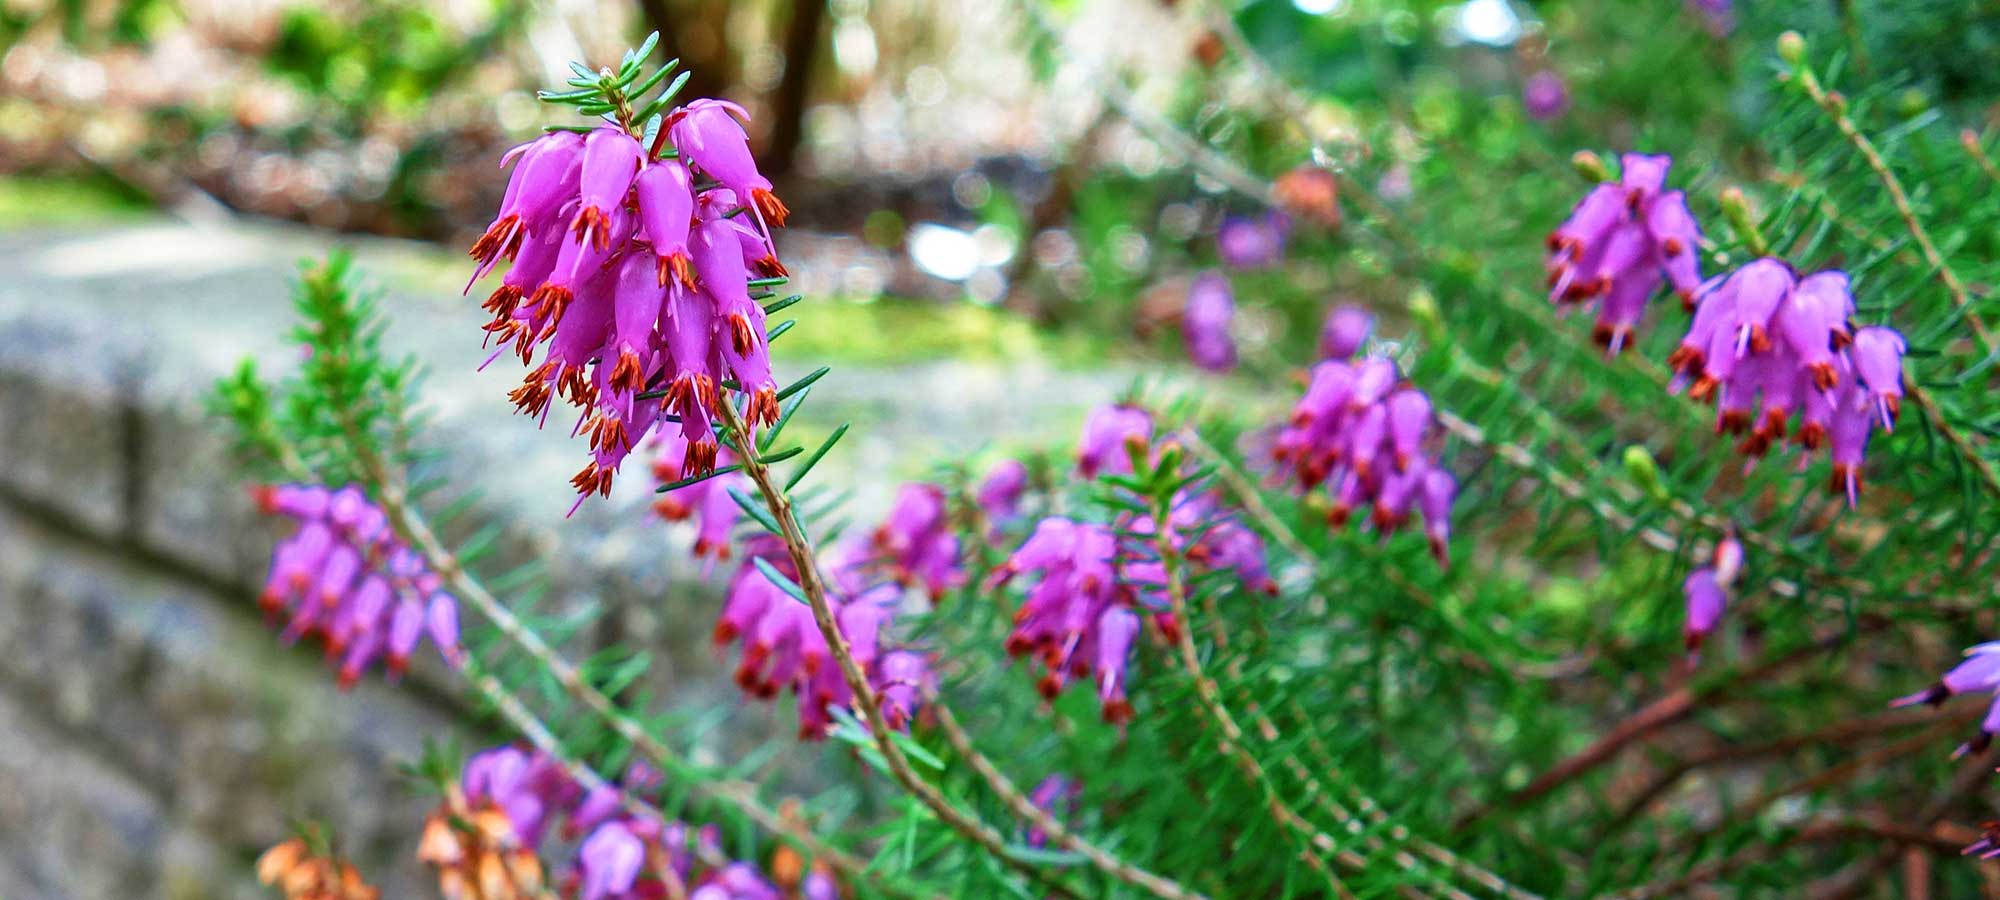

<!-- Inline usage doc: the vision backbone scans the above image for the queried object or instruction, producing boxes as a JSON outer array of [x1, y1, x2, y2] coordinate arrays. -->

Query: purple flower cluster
[[1893, 642, 2000, 759], [713, 536, 937, 739], [991, 517, 1148, 724], [425, 745, 833, 900], [1269, 349, 1458, 565], [992, 407, 1278, 724], [466, 99, 793, 505], [1545, 153, 1704, 353], [254, 484, 463, 689], [1667, 260, 1906, 505], [976, 459, 1029, 533]]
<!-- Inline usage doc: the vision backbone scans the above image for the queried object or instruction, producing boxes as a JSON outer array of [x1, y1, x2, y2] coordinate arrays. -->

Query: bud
[[1624, 445, 1668, 502], [1718, 186, 1765, 254], [1776, 31, 1806, 66], [1570, 150, 1611, 184], [1408, 288, 1442, 343]]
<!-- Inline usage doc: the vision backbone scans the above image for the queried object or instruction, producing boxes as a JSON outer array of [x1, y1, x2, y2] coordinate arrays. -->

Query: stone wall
[[0, 220, 1126, 899]]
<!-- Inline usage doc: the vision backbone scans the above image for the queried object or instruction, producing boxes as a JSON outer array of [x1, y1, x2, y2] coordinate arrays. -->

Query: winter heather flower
[[1184, 271, 1238, 373], [254, 483, 463, 689], [1965, 822, 2000, 860], [1892, 642, 2000, 758], [257, 836, 379, 900], [1217, 212, 1289, 269], [651, 431, 745, 561], [468, 100, 791, 505], [1681, 568, 1726, 660], [1544, 153, 1704, 352], [976, 459, 1029, 530], [1077, 404, 1154, 479], [1666, 261, 1904, 506], [424, 745, 786, 900], [1523, 71, 1570, 121], [712, 537, 936, 738], [1269, 349, 1457, 564], [870, 483, 966, 599], [990, 518, 1143, 723], [1319, 304, 1373, 361], [1024, 775, 1081, 849]]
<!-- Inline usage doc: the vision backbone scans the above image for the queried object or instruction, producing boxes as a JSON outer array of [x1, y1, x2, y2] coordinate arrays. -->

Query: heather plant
[[215, 19, 2000, 900]]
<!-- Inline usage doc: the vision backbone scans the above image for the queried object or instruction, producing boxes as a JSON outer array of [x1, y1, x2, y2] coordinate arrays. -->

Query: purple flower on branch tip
[[1319, 304, 1373, 361], [254, 483, 464, 688], [1682, 567, 1727, 661], [1077, 404, 1154, 479], [976, 459, 1028, 529], [1183, 271, 1238, 373], [1523, 71, 1569, 121], [1892, 641, 2000, 758], [1545, 153, 1703, 351], [1216, 212, 1288, 269]]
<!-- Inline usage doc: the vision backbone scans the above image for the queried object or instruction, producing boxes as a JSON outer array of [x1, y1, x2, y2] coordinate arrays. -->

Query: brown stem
[[1149, 512, 1358, 897]]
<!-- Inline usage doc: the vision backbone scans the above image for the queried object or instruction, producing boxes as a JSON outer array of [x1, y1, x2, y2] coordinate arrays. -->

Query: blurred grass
[[0, 175, 149, 226]]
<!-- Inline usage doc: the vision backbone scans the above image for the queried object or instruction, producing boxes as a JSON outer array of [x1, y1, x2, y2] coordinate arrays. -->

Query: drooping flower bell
[[254, 483, 464, 689], [1681, 568, 1726, 661], [1892, 641, 2000, 758], [1183, 271, 1238, 373], [1667, 260, 1904, 506], [651, 431, 744, 561], [869, 483, 966, 600], [1544, 153, 1705, 352], [1523, 71, 1570, 121], [1216, 212, 1288, 269], [976, 459, 1029, 531], [467, 90, 794, 505], [1319, 304, 1373, 361], [1077, 404, 1154, 479]]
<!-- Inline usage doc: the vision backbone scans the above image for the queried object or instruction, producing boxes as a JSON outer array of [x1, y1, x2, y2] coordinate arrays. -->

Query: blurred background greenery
[[2, 0, 1996, 366]]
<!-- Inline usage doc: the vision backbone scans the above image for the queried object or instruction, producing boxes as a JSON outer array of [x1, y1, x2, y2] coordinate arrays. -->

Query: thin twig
[[1791, 61, 1994, 355], [714, 401, 1205, 900], [1149, 508, 1361, 897]]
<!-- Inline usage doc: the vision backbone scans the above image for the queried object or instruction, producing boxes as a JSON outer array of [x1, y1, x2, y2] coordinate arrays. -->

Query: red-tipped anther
[[569, 206, 614, 251], [609, 350, 645, 394], [751, 188, 790, 228], [251, 484, 280, 514], [469, 214, 524, 262], [753, 255, 789, 279], [658, 251, 699, 291], [1101, 698, 1134, 725], [482, 284, 524, 317], [1794, 421, 1828, 450], [747, 387, 780, 427], [1687, 376, 1720, 404]]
